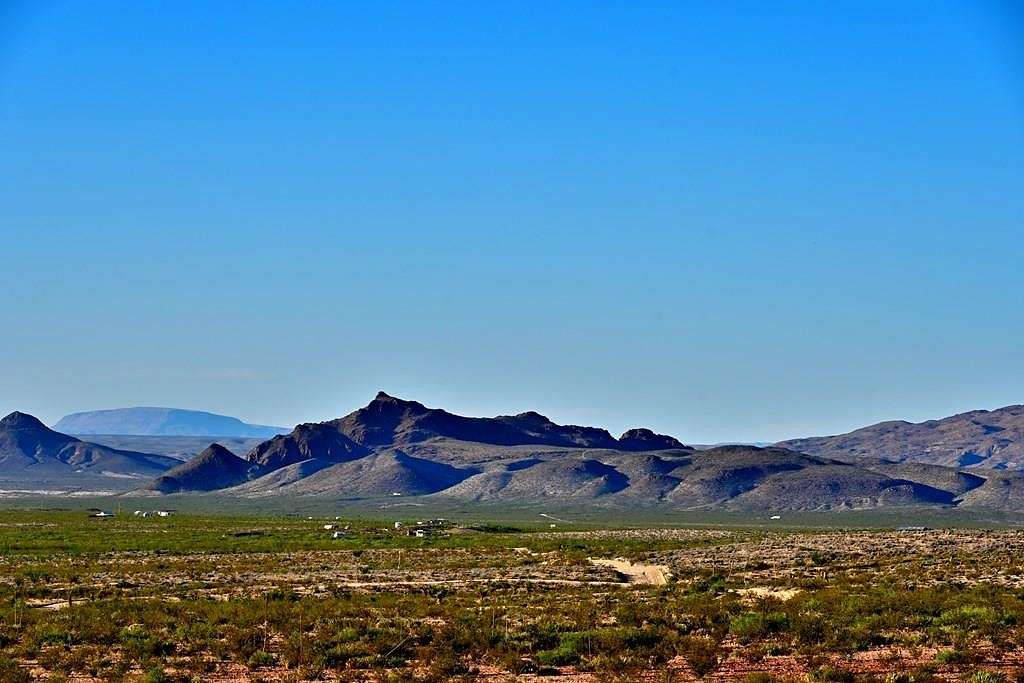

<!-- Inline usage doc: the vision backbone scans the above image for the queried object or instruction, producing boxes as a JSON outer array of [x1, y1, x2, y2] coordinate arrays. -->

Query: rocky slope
[[777, 405, 1024, 469], [148, 444, 251, 493], [0, 412, 179, 491], [333, 392, 686, 450]]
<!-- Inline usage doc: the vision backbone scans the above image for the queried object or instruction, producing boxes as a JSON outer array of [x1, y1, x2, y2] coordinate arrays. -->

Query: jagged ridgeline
[[134, 393, 1024, 511], [5, 395, 1024, 510]]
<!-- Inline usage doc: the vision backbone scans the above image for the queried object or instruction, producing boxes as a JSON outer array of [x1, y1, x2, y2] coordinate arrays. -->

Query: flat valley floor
[[1, 511, 1023, 681]]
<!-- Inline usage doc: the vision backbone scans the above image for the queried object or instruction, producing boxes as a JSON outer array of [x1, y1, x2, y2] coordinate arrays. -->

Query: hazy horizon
[[2, 2, 1022, 443]]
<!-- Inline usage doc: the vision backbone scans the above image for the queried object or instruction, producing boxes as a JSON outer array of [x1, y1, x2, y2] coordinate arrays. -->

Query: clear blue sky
[[1, 1, 1022, 442]]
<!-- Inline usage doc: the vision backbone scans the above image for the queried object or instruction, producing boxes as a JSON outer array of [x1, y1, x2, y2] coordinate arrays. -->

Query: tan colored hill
[[777, 405, 1024, 469]]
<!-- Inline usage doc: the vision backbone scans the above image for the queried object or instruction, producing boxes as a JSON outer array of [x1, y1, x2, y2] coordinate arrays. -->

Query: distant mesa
[[53, 407, 289, 438]]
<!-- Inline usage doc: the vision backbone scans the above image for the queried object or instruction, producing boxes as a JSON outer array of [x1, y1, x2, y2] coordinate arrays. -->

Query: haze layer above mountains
[[4, 394, 1024, 512]]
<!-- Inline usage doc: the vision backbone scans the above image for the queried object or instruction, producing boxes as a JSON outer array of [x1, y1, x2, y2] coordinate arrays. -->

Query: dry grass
[[1, 512, 1023, 681]]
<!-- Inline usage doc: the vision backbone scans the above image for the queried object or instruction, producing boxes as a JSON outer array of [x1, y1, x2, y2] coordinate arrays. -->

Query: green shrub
[[938, 606, 998, 630], [248, 649, 276, 668], [34, 626, 77, 648], [0, 656, 31, 683], [142, 667, 172, 683], [966, 672, 1006, 683], [678, 636, 719, 677], [935, 648, 966, 664], [536, 638, 582, 666], [729, 612, 789, 643], [810, 665, 855, 683], [119, 624, 175, 660], [884, 669, 937, 683], [792, 609, 827, 645]]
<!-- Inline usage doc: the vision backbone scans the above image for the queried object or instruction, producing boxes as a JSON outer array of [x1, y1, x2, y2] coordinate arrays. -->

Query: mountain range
[[776, 405, 1024, 469], [53, 407, 287, 438], [0, 412, 181, 493], [4, 395, 1024, 511], [138, 393, 1024, 511]]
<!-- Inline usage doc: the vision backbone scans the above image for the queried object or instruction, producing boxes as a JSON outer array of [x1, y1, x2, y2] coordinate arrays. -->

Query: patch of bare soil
[[589, 557, 670, 585]]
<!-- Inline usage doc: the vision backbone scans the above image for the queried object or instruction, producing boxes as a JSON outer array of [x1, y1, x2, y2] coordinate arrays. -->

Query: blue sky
[[1, 1, 1022, 442]]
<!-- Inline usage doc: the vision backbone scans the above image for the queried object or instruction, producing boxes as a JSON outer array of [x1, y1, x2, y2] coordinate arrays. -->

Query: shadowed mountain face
[[246, 423, 368, 471], [148, 444, 251, 494], [0, 412, 179, 491], [617, 428, 686, 451], [777, 405, 1024, 469], [334, 392, 688, 451], [54, 407, 288, 438], [148, 392, 691, 497]]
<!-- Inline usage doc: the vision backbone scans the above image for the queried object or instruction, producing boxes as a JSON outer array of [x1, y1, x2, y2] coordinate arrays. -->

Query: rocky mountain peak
[[0, 411, 49, 431], [618, 428, 687, 451], [194, 442, 239, 462]]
